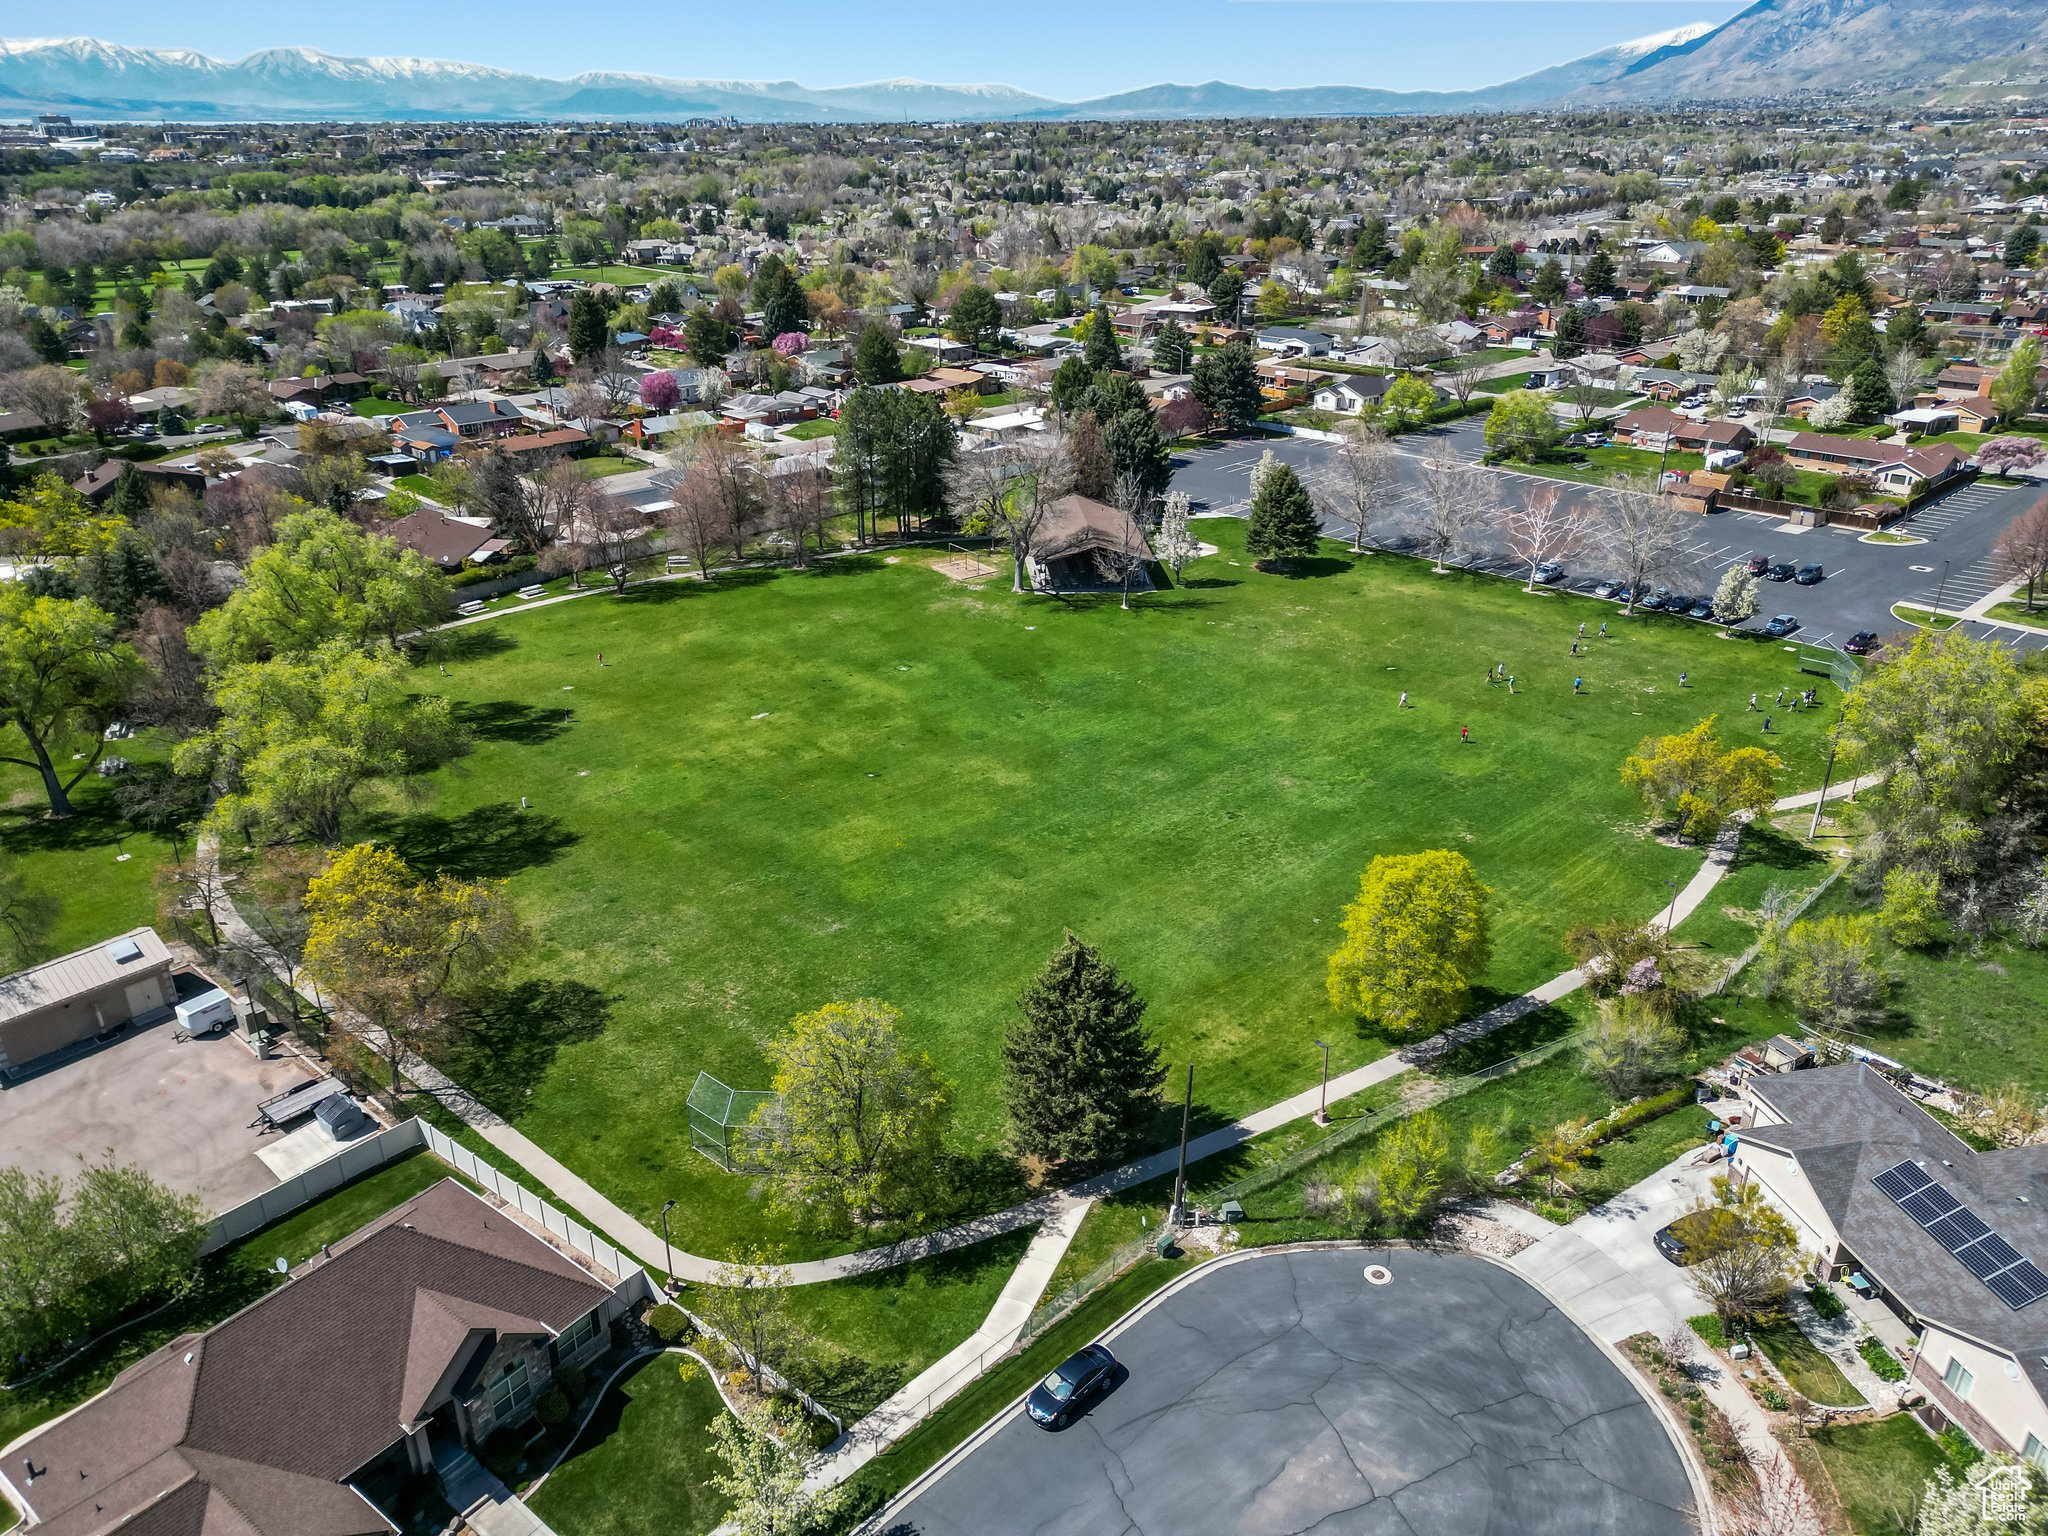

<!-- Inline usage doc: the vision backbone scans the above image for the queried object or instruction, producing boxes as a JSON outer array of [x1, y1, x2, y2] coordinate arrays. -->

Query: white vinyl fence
[[200, 1117, 648, 1287]]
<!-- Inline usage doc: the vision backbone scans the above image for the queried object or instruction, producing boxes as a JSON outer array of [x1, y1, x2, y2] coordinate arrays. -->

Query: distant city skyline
[[27, 1, 1749, 99]]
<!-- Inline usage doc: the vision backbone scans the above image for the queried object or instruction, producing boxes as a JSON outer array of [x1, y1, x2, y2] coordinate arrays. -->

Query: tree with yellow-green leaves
[[1326, 851, 1492, 1036], [0, 473, 120, 567], [0, 588, 145, 818], [1620, 716, 1781, 843], [753, 998, 952, 1228], [302, 843, 529, 1099]]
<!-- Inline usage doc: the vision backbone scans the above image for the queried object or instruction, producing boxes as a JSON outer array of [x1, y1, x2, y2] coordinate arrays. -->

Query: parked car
[[1533, 561, 1565, 584], [1794, 563, 1825, 585], [1614, 586, 1635, 606], [1591, 579, 1621, 599], [1765, 562, 1797, 583], [1844, 630, 1880, 656], [1744, 553, 1772, 576], [1687, 597, 1717, 621], [1563, 432, 1603, 449], [1763, 613, 1802, 637], [1638, 591, 1666, 611], [1026, 1344, 1118, 1428], [1653, 1222, 1695, 1265]]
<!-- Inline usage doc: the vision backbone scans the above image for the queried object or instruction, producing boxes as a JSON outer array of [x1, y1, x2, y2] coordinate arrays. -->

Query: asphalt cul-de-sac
[[885, 1247, 1696, 1536]]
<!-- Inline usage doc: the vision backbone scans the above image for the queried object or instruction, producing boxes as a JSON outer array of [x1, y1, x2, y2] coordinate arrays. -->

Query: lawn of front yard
[[350, 396, 417, 416], [1747, 1316, 1864, 1407], [1516, 444, 1706, 485], [572, 455, 642, 477], [782, 417, 840, 439], [526, 1356, 733, 1536], [408, 518, 1837, 1259], [1806, 1414, 1962, 1536]]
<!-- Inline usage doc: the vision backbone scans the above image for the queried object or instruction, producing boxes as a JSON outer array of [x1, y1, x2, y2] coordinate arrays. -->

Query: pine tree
[[1003, 933, 1165, 1165], [852, 321, 903, 386], [1245, 460, 1322, 568], [1082, 304, 1123, 374]]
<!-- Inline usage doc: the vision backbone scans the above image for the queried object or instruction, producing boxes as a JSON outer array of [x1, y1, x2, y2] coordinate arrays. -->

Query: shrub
[[1939, 1425, 1982, 1469], [1760, 1385, 1789, 1412], [448, 553, 537, 589], [534, 1387, 570, 1427], [553, 1361, 586, 1402], [1807, 1283, 1846, 1320], [646, 1303, 697, 1347], [1857, 1335, 1905, 1381], [1689, 1314, 1730, 1349], [479, 1427, 525, 1482]]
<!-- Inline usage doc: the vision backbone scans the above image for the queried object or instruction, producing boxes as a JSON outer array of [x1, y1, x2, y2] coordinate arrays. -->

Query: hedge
[[448, 553, 536, 589]]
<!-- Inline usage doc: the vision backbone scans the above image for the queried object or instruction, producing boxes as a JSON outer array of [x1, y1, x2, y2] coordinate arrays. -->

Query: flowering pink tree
[[650, 324, 681, 348], [1977, 435, 2047, 475], [771, 331, 810, 358], [639, 370, 681, 412]]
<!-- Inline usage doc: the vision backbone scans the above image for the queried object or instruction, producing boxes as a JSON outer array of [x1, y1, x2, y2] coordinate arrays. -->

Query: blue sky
[[61, 1, 1747, 97]]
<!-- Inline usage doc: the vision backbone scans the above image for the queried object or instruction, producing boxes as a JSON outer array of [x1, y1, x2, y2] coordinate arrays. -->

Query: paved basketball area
[[885, 1247, 1695, 1536]]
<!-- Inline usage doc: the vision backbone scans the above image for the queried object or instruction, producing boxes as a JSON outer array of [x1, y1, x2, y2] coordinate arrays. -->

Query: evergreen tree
[[946, 284, 1003, 350], [1352, 215, 1393, 272], [530, 347, 555, 386], [1152, 316, 1193, 373], [107, 464, 152, 519], [1529, 258, 1568, 307], [851, 321, 903, 386], [1105, 407, 1172, 507], [1244, 460, 1321, 567], [753, 255, 809, 340], [1553, 307, 1587, 360], [1885, 303, 1926, 358], [684, 306, 735, 367], [1206, 268, 1244, 322], [26, 317, 66, 364], [1184, 235, 1224, 290], [1191, 341, 1262, 433], [566, 291, 610, 363], [1848, 359, 1894, 423], [1049, 354, 1095, 417], [1487, 244, 1519, 281], [1003, 933, 1165, 1165], [1581, 250, 1617, 297], [1082, 304, 1123, 373]]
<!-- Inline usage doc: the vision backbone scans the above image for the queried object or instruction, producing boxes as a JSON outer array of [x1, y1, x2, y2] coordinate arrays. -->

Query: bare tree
[[1409, 438, 1487, 573], [766, 457, 832, 565], [1, 364, 83, 435], [1324, 420, 1399, 551], [577, 493, 646, 591], [1500, 482, 1597, 591], [1096, 470, 1150, 609], [1996, 500, 2048, 611], [563, 381, 606, 437], [1719, 1453, 1822, 1536], [697, 431, 761, 559], [661, 439, 731, 580], [1886, 346, 1926, 412], [962, 432, 1073, 591], [1562, 378, 1608, 427], [1601, 472, 1695, 614], [1440, 354, 1488, 410]]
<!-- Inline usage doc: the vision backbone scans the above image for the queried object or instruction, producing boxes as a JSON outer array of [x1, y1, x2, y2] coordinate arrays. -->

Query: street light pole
[[660, 1199, 677, 1292], [1932, 558, 1951, 624], [1808, 739, 1839, 842], [1663, 875, 1681, 933], [1314, 1040, 1332, 1126]]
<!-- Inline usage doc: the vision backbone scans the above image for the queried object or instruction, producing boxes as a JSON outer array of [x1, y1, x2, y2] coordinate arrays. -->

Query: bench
[[456, 600, 486, 616], [515, 585, 547, 600]]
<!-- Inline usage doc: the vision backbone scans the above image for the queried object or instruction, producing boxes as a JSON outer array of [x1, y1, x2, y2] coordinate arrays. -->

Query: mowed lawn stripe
[[413, 525, 1832, 1258]]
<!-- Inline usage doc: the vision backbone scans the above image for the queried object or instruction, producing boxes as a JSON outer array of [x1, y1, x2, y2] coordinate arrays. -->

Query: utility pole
[[1931, 558, 1951, 624], [1314, 1040, 1332, 1127], [1169, 1064, 1194, 1225], [1808, 739, 1839, 842]]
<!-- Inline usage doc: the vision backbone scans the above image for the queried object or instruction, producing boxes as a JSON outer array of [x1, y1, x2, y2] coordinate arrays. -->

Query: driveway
[[885, 1247, 1696, 1536]]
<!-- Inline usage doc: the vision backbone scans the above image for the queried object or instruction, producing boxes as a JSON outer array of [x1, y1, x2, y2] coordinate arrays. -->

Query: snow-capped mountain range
[[1, 5, 2038, 124]]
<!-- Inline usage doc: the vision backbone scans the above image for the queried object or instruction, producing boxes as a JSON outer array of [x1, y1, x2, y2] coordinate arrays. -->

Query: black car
[[1794, 563, 1825, 585], [1026, 1344, 1117, 1428], [1744, 553, 1772, 576], [1765, 562, 1797, 583], [1763, 613, 1801, 637], [1844, 630, 1880, 656], [1638, 591, 1666, 611], [1653, 1222, 1694, 1265], [1687, 597, 1717, 621]]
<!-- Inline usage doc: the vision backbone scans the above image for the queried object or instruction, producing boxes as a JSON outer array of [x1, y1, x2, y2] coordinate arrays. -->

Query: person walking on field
[[1578, 622, 1586, 639], [1506, 674, 1515, 693], [1573, 676, 1583, 694], [1599, 621, 1608, 637], [1461, 725, 1470, 743], [1749, 692, 1758, 711], [1399, 691, 1408, 710], [1679, 670, 1688, 688], [1762, 715, 1772, 733]]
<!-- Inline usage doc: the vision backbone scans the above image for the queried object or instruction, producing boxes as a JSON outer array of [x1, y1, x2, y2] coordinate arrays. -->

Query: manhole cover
[[1363, 1265, 1393, 1286]]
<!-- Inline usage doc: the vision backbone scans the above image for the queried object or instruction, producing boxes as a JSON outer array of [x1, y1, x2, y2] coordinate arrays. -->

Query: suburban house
[[1783, 433, 1967, 496], [1255, 326, 1335, 358], [1630, 368, 1719, 402], [1783, 381, 1844, 418], [1028, 494, 1154, 592], [0, 1180, 645, 1536], [71, 458, 207, 506], [267, 372, 369, 408], [0, 928, 175, 1082], [1612, 407, 1754, 453], [389, 399, 525, 443], [1735, 1065, 2048, 1468], [1311, 374, 1394, 416], [1891, 399, 2000, 435], [383, 508, 508, 571]]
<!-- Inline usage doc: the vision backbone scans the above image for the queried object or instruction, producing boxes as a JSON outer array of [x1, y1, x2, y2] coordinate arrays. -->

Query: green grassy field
[[407, 519, 1836, 1258], [1807, 1414, 1959, 1536], [783, 418, 840, 439], [351, 397, 416, 417], [526, 1356, 733, 1536], [2, 753, 172, 957]]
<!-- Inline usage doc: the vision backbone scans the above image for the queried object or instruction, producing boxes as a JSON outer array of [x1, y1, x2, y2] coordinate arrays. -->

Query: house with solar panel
[[1735, 1063, 2048, 1465]]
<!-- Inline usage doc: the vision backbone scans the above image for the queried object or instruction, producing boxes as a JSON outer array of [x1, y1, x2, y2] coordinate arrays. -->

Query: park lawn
[[1982, 597, 2048, 628], [0, 1150, 456, 1452], [1748, 1316, 1864, 1407], [553, 263, 673, 286], [1800, 882, 2048, 1098], [411, 519, 1836, 1259], [779, 1229, 1033, 1415], [526, 1356, 733, 1536], [782, 418, 840, 440], [1807, 1414, 1958, 1536], [1672, 822, 1836, 965], [1, 750, 173, 958]]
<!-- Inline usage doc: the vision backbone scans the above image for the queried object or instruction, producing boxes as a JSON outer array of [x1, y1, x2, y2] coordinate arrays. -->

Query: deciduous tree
[[0, 590, 144, 817], [1620, 716, 1781, 842], [1671, 1176, 1803, 1324], [707, 1395, 854, 1536], [1499, 482, 1594, 590], [1327, 850, 1492, 1036]]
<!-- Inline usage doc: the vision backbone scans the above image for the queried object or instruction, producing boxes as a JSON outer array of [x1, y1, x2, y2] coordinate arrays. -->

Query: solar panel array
[[1871, 1159, 2048, 1311]]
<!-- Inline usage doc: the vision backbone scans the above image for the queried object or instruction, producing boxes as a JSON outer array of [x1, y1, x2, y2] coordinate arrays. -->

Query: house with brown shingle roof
[[0, 1180, 639, 1536]]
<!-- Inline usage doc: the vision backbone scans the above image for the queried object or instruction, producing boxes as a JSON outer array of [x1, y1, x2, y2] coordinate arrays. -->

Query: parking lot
[[0, 1018, 324, 1211], [1169, 424, 2048, 657], [886, 1247, 1695, 1536]]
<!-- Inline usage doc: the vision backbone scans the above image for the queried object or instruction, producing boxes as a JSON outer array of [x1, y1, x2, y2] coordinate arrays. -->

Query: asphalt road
[[1169, 422, 2048, 657], [885, 1248, 1695, 1536]]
